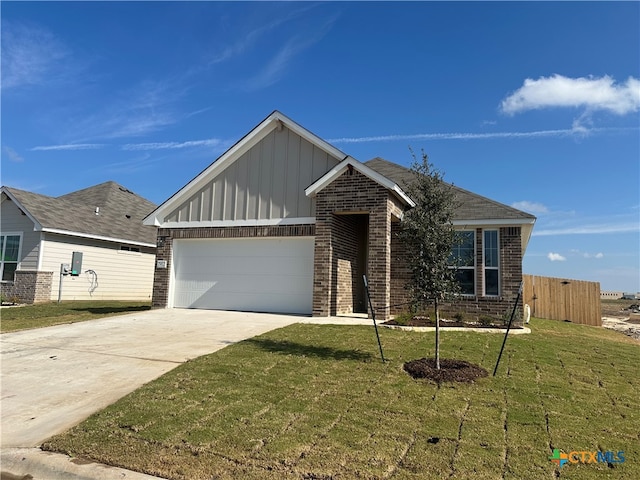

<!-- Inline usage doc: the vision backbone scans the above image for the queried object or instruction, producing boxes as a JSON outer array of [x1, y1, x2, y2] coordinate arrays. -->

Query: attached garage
[[171, 237, 314, 314]]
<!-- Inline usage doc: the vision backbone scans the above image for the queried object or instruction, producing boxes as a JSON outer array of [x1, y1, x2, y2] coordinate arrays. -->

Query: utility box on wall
[[71, 251, 83, 276]]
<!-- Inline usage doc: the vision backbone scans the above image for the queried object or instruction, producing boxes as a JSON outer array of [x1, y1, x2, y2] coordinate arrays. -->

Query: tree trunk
[[434, 297, 440, 370]]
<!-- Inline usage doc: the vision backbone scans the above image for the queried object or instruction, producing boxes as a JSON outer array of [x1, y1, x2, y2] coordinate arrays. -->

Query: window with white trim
[[120, 245, 141, 253], [484, 230, 499, 296], [1, 233, 21, 282], [449, 230, 475, 295]]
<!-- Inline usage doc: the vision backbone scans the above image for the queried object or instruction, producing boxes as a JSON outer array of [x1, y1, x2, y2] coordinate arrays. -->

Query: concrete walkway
[[1, 309, 313, 479], [0, 309, 378, 479], [1, 309, 308, 448]]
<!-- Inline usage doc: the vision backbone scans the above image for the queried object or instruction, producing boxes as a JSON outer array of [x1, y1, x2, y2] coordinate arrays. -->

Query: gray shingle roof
[[365, 157, 536, 222], [3, 181, 157, 245]]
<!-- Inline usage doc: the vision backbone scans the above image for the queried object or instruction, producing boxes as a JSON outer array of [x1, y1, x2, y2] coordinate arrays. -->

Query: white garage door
[[171, 237, 314, 314]]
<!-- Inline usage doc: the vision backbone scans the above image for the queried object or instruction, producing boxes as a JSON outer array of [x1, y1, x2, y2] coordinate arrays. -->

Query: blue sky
[[2, 1, 639, 292]]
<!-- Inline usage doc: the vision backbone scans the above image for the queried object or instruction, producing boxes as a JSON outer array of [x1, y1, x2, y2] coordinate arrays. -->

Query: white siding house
[[1, 182, 157, 303]]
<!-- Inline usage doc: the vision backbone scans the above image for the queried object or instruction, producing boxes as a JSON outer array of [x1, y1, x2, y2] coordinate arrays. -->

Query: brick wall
[[1, 271, 53, 304], [313, 169, 405, 321], [333, 214, 368, 315], [390, 221, 412, 315], [389, 225, 524, 324], [151, 224, 315, 308]]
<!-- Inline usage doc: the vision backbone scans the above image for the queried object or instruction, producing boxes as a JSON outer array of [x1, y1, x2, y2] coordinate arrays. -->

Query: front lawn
[[44, 319, 639, 480], [0, 301, 151, 333]]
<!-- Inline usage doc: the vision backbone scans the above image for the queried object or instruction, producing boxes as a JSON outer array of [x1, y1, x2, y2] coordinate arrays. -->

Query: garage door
[[171, 237, 314, 314]]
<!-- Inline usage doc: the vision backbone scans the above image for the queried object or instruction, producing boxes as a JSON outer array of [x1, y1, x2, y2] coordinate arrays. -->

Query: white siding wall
[[40, 234, 155, 301], [0, 197, 40, 270]]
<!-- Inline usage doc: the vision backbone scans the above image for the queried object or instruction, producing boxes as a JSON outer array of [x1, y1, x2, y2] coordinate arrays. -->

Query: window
[[120, 245, 141, 253], [1, 234, 21, 282], [449, 231, 475, 295], [484, 230, 499, 296]]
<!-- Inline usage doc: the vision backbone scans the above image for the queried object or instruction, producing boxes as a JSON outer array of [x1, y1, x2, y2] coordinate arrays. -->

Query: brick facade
[[313, 170, 404, 321], [389, 225, 524, 323], [1, 270, 53, 304], [151, 172, 524, 324]]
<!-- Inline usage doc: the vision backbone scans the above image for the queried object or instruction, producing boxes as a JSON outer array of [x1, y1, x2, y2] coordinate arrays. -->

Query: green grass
[[0, 301, 151, 333], [43, 319, 639, 480]]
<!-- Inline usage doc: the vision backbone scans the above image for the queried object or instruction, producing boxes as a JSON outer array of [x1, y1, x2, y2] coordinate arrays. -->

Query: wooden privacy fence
[[523, 274, 602, 326]]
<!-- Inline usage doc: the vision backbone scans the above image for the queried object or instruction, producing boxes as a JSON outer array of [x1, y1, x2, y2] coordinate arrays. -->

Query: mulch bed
[[384, 316, 523, 329], [403, 358, 488, 384]]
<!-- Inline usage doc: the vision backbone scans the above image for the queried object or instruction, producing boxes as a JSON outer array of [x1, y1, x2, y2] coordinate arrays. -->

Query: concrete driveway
[[1, 309, 301, 448]]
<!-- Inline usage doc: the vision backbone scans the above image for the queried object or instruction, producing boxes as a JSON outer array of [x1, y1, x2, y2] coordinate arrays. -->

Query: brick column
[[151, 230, 172, 308], [367, 204, 392, 321], [313, 204, 333, 316]]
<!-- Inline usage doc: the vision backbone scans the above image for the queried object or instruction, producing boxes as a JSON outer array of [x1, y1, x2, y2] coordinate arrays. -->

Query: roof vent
[[95, 207, 100, 215]]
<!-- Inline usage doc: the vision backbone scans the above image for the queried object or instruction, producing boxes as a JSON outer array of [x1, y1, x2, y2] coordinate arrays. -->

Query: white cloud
[[2, 146, 24, 162], [500, 74, 640, 116], [1, 21, 70, 89], [511, 201, 548, 214], [547, 252, 566, 262], [122, 139, 223, 151], [31, 144, 105, 151]]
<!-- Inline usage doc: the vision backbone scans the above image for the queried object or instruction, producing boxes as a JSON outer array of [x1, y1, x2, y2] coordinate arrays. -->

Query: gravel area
[[602, 316, 640, 341]]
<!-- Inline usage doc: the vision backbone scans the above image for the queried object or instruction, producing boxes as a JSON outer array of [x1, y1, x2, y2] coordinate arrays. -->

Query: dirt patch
[[602, 317, 640, 341], [404, 358, 488, 384]]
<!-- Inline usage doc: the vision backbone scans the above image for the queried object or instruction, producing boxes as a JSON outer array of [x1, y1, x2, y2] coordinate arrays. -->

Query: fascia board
[[143, 116, 278, 225], [451, 218, 536, 227], [143, 111, 348, 225], [1, 188, 43, 231], [42, 228, 156, 248], [155, 217, 316, 229], [305, 157, 416, 207], [274, 111, 348, 161]]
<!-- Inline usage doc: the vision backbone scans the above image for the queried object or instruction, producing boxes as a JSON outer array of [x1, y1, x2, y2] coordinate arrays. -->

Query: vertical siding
[[165, 126, 340, 223], [0, 198, 40, 270], [40, 234, 155, 301]]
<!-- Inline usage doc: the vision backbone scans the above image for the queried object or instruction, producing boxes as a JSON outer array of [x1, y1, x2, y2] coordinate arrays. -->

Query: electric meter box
[[71, 252, 83, 276]]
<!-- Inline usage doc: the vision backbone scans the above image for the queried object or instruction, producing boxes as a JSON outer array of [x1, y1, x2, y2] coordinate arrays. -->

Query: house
[[144, 111, 536, 321], [1, 182, 157, 303]]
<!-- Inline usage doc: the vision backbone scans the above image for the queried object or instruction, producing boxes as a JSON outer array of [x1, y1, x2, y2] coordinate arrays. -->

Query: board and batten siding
[[0, 196, 40, 271], [40, 234, 155, 301], [165, 126, 341, 223]]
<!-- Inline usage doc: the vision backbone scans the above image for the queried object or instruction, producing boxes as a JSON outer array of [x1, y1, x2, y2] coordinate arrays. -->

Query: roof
[[305, 157, 415, 208], [365, 158, 537, 223], [2, 182, 157, 246]]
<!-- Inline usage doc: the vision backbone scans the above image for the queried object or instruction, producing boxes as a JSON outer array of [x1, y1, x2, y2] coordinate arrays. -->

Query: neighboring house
[[601, 291, 624, 300], [1, 182, 157, 303], [144, 111, 536, 321]]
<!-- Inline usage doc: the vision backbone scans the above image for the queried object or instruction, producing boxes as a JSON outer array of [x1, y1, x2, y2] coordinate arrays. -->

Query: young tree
[[401, 150, 460, 369]]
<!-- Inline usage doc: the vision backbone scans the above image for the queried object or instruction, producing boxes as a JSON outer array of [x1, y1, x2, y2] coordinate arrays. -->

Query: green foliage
[[400, 149, 461, 305]]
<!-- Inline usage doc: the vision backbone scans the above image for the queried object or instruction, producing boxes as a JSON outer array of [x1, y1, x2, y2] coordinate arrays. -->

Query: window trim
[[450, 230, 476, 296], [1, 232, 23, 283], [483, 229, 500, 297]]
